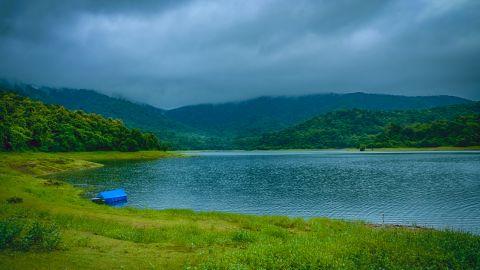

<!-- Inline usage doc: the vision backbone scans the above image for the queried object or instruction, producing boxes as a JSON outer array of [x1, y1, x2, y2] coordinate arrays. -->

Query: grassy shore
[[358, 146, 480, 152], [202, 146, 480, 153], [0, 151, 479, 269]]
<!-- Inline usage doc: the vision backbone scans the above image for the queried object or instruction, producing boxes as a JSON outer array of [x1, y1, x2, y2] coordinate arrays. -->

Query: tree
[[0, 91, 164, 152]]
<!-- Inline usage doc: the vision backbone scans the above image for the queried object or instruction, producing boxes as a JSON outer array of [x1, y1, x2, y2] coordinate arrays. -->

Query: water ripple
[[54, 151, 480, 234]]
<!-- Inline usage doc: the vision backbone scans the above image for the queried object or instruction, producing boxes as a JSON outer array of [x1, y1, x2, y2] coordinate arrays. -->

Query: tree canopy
[[0, 91, 166, 152], [236, 104, 480, 149]]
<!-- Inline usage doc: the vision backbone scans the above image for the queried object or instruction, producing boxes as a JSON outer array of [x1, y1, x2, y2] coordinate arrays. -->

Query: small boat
[[91, 188, 127, 205]]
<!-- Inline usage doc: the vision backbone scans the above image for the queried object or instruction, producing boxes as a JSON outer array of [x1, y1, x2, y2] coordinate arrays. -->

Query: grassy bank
[[0, 152, 479, 269], [356, 146, 480, 152]]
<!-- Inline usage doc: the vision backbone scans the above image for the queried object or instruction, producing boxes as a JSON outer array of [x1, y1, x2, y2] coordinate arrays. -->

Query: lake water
[[53, 151, 480, 234]]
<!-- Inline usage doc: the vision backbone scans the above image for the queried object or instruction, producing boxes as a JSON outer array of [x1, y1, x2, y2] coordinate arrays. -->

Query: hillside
[[0, 91, 165, 151], [0, 80, 205, 149], [2, 80, 474, 149], [166, 92, 472, 136], [238, 102, 480, 149]]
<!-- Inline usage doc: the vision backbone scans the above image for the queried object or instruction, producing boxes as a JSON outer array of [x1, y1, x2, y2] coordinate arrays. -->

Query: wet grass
[[0, 151, 479, 269]]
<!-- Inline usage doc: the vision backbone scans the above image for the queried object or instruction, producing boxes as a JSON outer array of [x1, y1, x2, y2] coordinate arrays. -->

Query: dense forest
[[1, 80, 479, 151], [371, 114, 480, 148], [0, 80, 209, 149], [166, 92, 471, 137], [0, 91, 166, 152], [237, 103, 480, 149], [2, 80, 472, 149]]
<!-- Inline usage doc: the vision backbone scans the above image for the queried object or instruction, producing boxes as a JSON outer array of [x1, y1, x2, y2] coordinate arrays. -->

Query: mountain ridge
[[165, 91, 472, 136], [0, 80, 203, 149], [1, 79, 473, 149]]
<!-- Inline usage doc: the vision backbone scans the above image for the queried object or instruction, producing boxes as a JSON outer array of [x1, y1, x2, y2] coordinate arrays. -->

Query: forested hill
[[0, 80, 201, 149], [165, 92, 472, 136], [1, 80, 473, 149], [0, 91, 166, 152], [237, 102, 480, 149]]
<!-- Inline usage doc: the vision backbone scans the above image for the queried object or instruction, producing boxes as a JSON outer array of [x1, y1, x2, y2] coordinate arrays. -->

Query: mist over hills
[[0, 80, 206, 149], [0, 80, 473, 149], [166, 93, 471, 136], [1, 81, 180, 130]]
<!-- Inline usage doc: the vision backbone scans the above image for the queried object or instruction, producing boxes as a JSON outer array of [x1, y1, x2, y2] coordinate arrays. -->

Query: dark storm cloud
[[0, 0, 479, 108]]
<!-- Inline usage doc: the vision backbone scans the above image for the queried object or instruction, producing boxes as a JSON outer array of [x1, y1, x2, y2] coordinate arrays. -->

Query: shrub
[[0, 218, 61, 251], [6, 196, 23, 204], [0, 218, 23, 249], [231, 230, 256, 244]]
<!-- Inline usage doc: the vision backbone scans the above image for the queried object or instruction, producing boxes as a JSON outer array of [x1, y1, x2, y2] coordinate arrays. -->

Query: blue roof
[[98, 189, 127, 199]]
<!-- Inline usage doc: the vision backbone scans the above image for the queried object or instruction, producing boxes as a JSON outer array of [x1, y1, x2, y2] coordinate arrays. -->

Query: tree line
[[0, 92, 167, 152], [370, 114, 480, 148], [236, 106, 480, 150]]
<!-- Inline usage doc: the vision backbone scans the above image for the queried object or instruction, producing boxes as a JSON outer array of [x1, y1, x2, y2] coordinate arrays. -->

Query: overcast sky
[[0, 0, 479, 108]]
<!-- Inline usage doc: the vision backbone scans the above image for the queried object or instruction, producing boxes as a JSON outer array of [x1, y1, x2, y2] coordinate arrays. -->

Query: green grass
[[0, 218, 61, 251], [358, 146, 480, 152], [0, 151, 479, 269]]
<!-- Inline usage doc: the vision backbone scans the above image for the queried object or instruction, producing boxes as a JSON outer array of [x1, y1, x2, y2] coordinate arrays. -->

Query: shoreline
[[1, 151, 479, 269], [351, 146, 480, 152], [32, 150, 479, 233], [4, 150, 477, 233], [36, 152, 469, 235], [179, 146, 480, 156]]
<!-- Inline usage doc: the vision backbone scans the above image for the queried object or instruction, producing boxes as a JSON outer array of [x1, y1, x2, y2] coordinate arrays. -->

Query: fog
[[0, 0, 479, 108]]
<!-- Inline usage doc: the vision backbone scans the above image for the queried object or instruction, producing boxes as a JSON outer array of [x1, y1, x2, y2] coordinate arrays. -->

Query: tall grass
[[0, 218, 61, 251], [0, 152, 479, 269], [197, 221, 480, 269]]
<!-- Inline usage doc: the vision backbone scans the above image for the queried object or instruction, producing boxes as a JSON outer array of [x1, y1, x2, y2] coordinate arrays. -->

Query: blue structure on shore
[[96, 189, 127, 205]]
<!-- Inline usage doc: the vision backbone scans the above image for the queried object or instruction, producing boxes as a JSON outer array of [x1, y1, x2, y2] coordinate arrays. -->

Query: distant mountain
[[237, 102, 480, 150], [166, 92, 472, 137]]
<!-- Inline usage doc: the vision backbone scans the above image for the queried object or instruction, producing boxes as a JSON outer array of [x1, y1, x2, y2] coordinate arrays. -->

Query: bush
[[231, 230, 256, 244], [0, 218, 61, 251], [6, 196, 23, 204], [0, 218, 23, 249]]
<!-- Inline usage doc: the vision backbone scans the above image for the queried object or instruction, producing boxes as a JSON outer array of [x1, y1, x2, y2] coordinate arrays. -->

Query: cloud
[[0, 0, 479, 108]]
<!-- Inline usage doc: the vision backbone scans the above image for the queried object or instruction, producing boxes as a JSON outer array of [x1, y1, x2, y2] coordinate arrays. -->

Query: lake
[[53, 151, 480, 234]]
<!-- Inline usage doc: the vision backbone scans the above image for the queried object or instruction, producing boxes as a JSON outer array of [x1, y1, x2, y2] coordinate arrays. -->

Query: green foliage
[[198, 224, 480, 270], [2, 80, 472, 150], [231, 230, 257, 244], [0, 218, 61, 251], [0, 81, 203, 150], [373, 114, 480, 148], [166, 93, 471, 138], [0, 91, 166, 152], [238, 103, 480, 149], [0, 218, 22, 249]]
